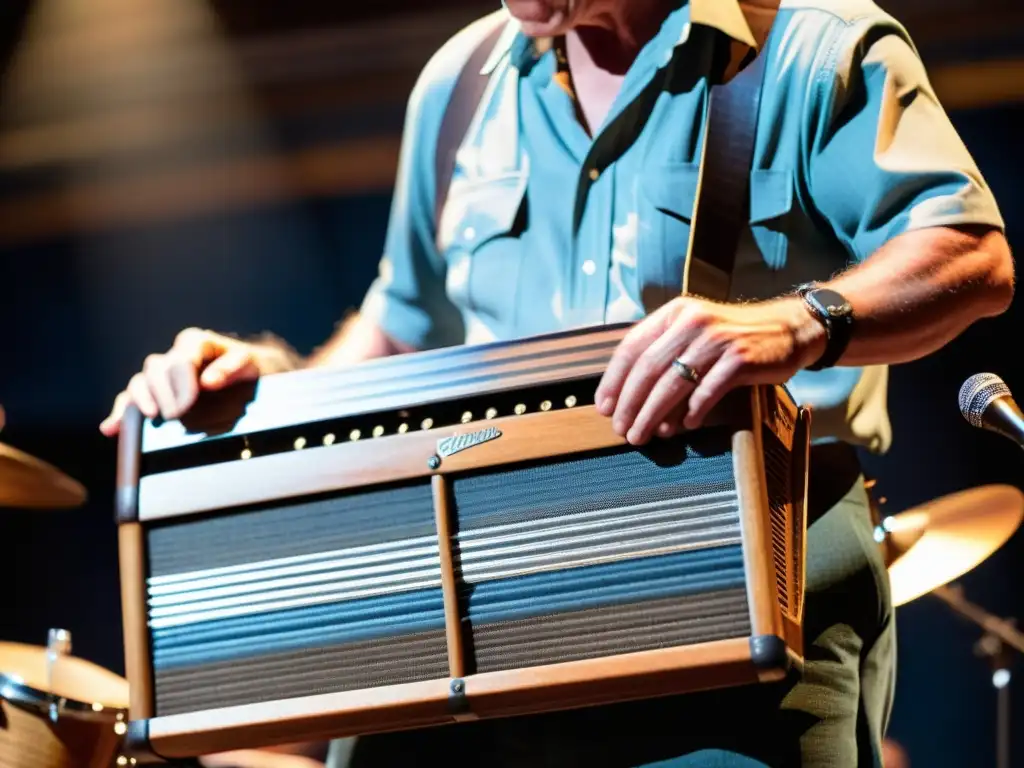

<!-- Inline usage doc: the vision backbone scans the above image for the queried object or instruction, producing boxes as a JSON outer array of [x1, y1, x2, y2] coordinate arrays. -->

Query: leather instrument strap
[[434, 2, 781, 299], [682, 1, 780, 301], [434, 16, 507, 235]]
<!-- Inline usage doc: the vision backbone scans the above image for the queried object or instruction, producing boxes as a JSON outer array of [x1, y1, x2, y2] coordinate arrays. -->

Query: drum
[[0, 629, 130, 768]]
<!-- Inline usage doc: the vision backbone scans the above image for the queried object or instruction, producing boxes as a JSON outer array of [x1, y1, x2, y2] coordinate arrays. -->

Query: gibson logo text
[[437, 427, 502, 458]]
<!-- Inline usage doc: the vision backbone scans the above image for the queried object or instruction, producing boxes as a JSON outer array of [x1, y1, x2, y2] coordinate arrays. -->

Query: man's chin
[[511, 7, 569, 37]]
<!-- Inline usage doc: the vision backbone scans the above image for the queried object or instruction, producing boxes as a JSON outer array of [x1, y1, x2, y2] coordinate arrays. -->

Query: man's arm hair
[[303, 312, 416, 368], [240, 312, 412, 376], [796, 16, 1015, 364], [820, 224, 1014, 367]]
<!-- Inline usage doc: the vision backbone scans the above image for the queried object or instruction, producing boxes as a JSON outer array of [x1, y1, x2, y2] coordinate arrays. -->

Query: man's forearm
[[245, 314, 410, 374], [810, 226, 1014, 367], [238, 310, 417, 382], [250, 227, 1012, 380], [303, 313, 413, 369], [245, 331, 306, 374]]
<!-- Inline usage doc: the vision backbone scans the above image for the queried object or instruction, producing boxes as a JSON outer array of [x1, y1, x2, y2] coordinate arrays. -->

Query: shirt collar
[[688, 0, 758, 48], [481, 0, 758, 76]]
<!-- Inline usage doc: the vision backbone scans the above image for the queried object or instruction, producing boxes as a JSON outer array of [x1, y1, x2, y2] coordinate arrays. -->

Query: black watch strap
[[798, 284, 854, 371]]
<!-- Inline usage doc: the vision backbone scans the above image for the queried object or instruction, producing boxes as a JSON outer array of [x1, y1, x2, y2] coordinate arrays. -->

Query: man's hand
[[595, 296, 826, 445], [99, 329, 291, 437]]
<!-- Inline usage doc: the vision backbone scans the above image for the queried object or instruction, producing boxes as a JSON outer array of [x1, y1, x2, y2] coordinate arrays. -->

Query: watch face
[[811, 289, 853, 319]]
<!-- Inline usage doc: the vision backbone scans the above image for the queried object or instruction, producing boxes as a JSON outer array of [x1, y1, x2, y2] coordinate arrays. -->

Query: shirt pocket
[[747, 168, 793, 273], [637, 161, 701, 309], [638, 164, 795, 304], [440, 171, 529, 324]]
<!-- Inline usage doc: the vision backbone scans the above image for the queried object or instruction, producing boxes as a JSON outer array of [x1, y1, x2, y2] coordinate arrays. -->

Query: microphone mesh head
[[959, 373, 1010, 428]]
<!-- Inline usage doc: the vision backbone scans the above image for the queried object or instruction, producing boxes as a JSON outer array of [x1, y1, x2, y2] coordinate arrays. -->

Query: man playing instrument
[[100, 0, 1014, 765]]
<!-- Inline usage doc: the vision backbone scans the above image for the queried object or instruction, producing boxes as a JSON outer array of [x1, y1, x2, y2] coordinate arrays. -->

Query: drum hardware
[[0, 403, 87, 509], [930, 584, 1022, 768], [0, 628, 130, 768], [877, 483, 1024, 768], [47, 628, 73, 723]]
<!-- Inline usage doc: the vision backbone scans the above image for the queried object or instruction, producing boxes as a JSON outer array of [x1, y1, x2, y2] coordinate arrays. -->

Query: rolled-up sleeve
[[804, 18, 1005, 262], [359, 46, 467, 350]]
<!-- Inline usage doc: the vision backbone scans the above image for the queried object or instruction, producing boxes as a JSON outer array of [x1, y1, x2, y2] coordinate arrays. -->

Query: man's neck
[[567, 0, 677, 75]]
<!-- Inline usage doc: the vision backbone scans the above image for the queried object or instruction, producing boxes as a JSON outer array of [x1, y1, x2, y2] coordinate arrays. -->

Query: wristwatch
[[796, 283, 854, 371]]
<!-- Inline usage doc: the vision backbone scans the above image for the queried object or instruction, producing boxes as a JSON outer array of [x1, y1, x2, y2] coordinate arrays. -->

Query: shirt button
[[582, 259, 597, 276], [463, 226, 476, 241], [588, 168, 600, 181]]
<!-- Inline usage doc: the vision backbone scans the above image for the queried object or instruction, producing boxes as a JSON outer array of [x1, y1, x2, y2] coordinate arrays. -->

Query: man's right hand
[[99, 328, 264, 437]]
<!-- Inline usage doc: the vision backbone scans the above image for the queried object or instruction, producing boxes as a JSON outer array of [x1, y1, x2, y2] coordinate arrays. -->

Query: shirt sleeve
[[358, 33, 475, 350], [804, 18, 1005, 263]]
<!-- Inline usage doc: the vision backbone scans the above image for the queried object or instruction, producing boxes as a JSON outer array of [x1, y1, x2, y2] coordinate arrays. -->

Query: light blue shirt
[[360, 0, 1004, 453]]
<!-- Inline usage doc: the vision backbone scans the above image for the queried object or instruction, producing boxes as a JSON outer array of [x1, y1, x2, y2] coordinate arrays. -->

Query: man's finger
[[99, 391, 129, 436], [625, 333, 720, 444], [611, 325, 694, 437], [199, 347, 260, 390], [626, 363, 699, 445], [174, 328, 221, 369], [683, 352, 747, 430], [611, 308, 708, 436], [127, 373, 159, 418], [143, 355, 178, 417], [656, 401, 688, 439], [164, 358, 200, 412], [595, 303, 675, 415]]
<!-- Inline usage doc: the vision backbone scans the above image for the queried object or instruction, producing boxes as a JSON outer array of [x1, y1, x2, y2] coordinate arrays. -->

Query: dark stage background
[[1, 2, 1023, 766]]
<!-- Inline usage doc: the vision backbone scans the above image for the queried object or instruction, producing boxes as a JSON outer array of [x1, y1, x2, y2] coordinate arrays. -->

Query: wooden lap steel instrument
[[115, 323, 809, 763]]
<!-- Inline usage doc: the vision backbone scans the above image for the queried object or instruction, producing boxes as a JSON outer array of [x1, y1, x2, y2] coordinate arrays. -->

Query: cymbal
[[882, 485, 1024, 607], [0, 441, 87, 509]]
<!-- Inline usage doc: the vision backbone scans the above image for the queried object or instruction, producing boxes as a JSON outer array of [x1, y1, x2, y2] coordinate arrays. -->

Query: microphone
[[959, 373, 1024, 449]]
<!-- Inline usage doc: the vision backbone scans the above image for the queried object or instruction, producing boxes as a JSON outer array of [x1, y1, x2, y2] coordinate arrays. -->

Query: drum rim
[[0, 672, 126, 722]]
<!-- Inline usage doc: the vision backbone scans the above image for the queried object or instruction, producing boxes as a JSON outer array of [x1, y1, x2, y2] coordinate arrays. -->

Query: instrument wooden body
[[115, 324, 810, 763]]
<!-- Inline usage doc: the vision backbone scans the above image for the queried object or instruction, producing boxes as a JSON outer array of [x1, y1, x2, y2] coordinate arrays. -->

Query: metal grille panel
[[145, 480, 448, 715], [147, 482, 438, 576], [470, 588, 750, 672], [154, 628, 449, 715], [452, 439, 751, 673]]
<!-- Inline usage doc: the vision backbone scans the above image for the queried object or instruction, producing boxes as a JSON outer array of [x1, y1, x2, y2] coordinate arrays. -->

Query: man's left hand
[[595, 296, 826, 445]]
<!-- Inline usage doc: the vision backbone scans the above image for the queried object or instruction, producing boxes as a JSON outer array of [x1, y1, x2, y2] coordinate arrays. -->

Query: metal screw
[[451, 680, 464, 693], [427, 455, 441, 470]]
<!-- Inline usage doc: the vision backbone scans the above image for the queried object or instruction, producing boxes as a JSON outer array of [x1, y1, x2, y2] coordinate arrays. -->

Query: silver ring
[[671, 359, 700, 384]]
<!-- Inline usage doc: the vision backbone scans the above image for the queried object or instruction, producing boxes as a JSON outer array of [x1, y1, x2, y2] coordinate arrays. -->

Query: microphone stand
[[931, 584, 1024, 768]]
